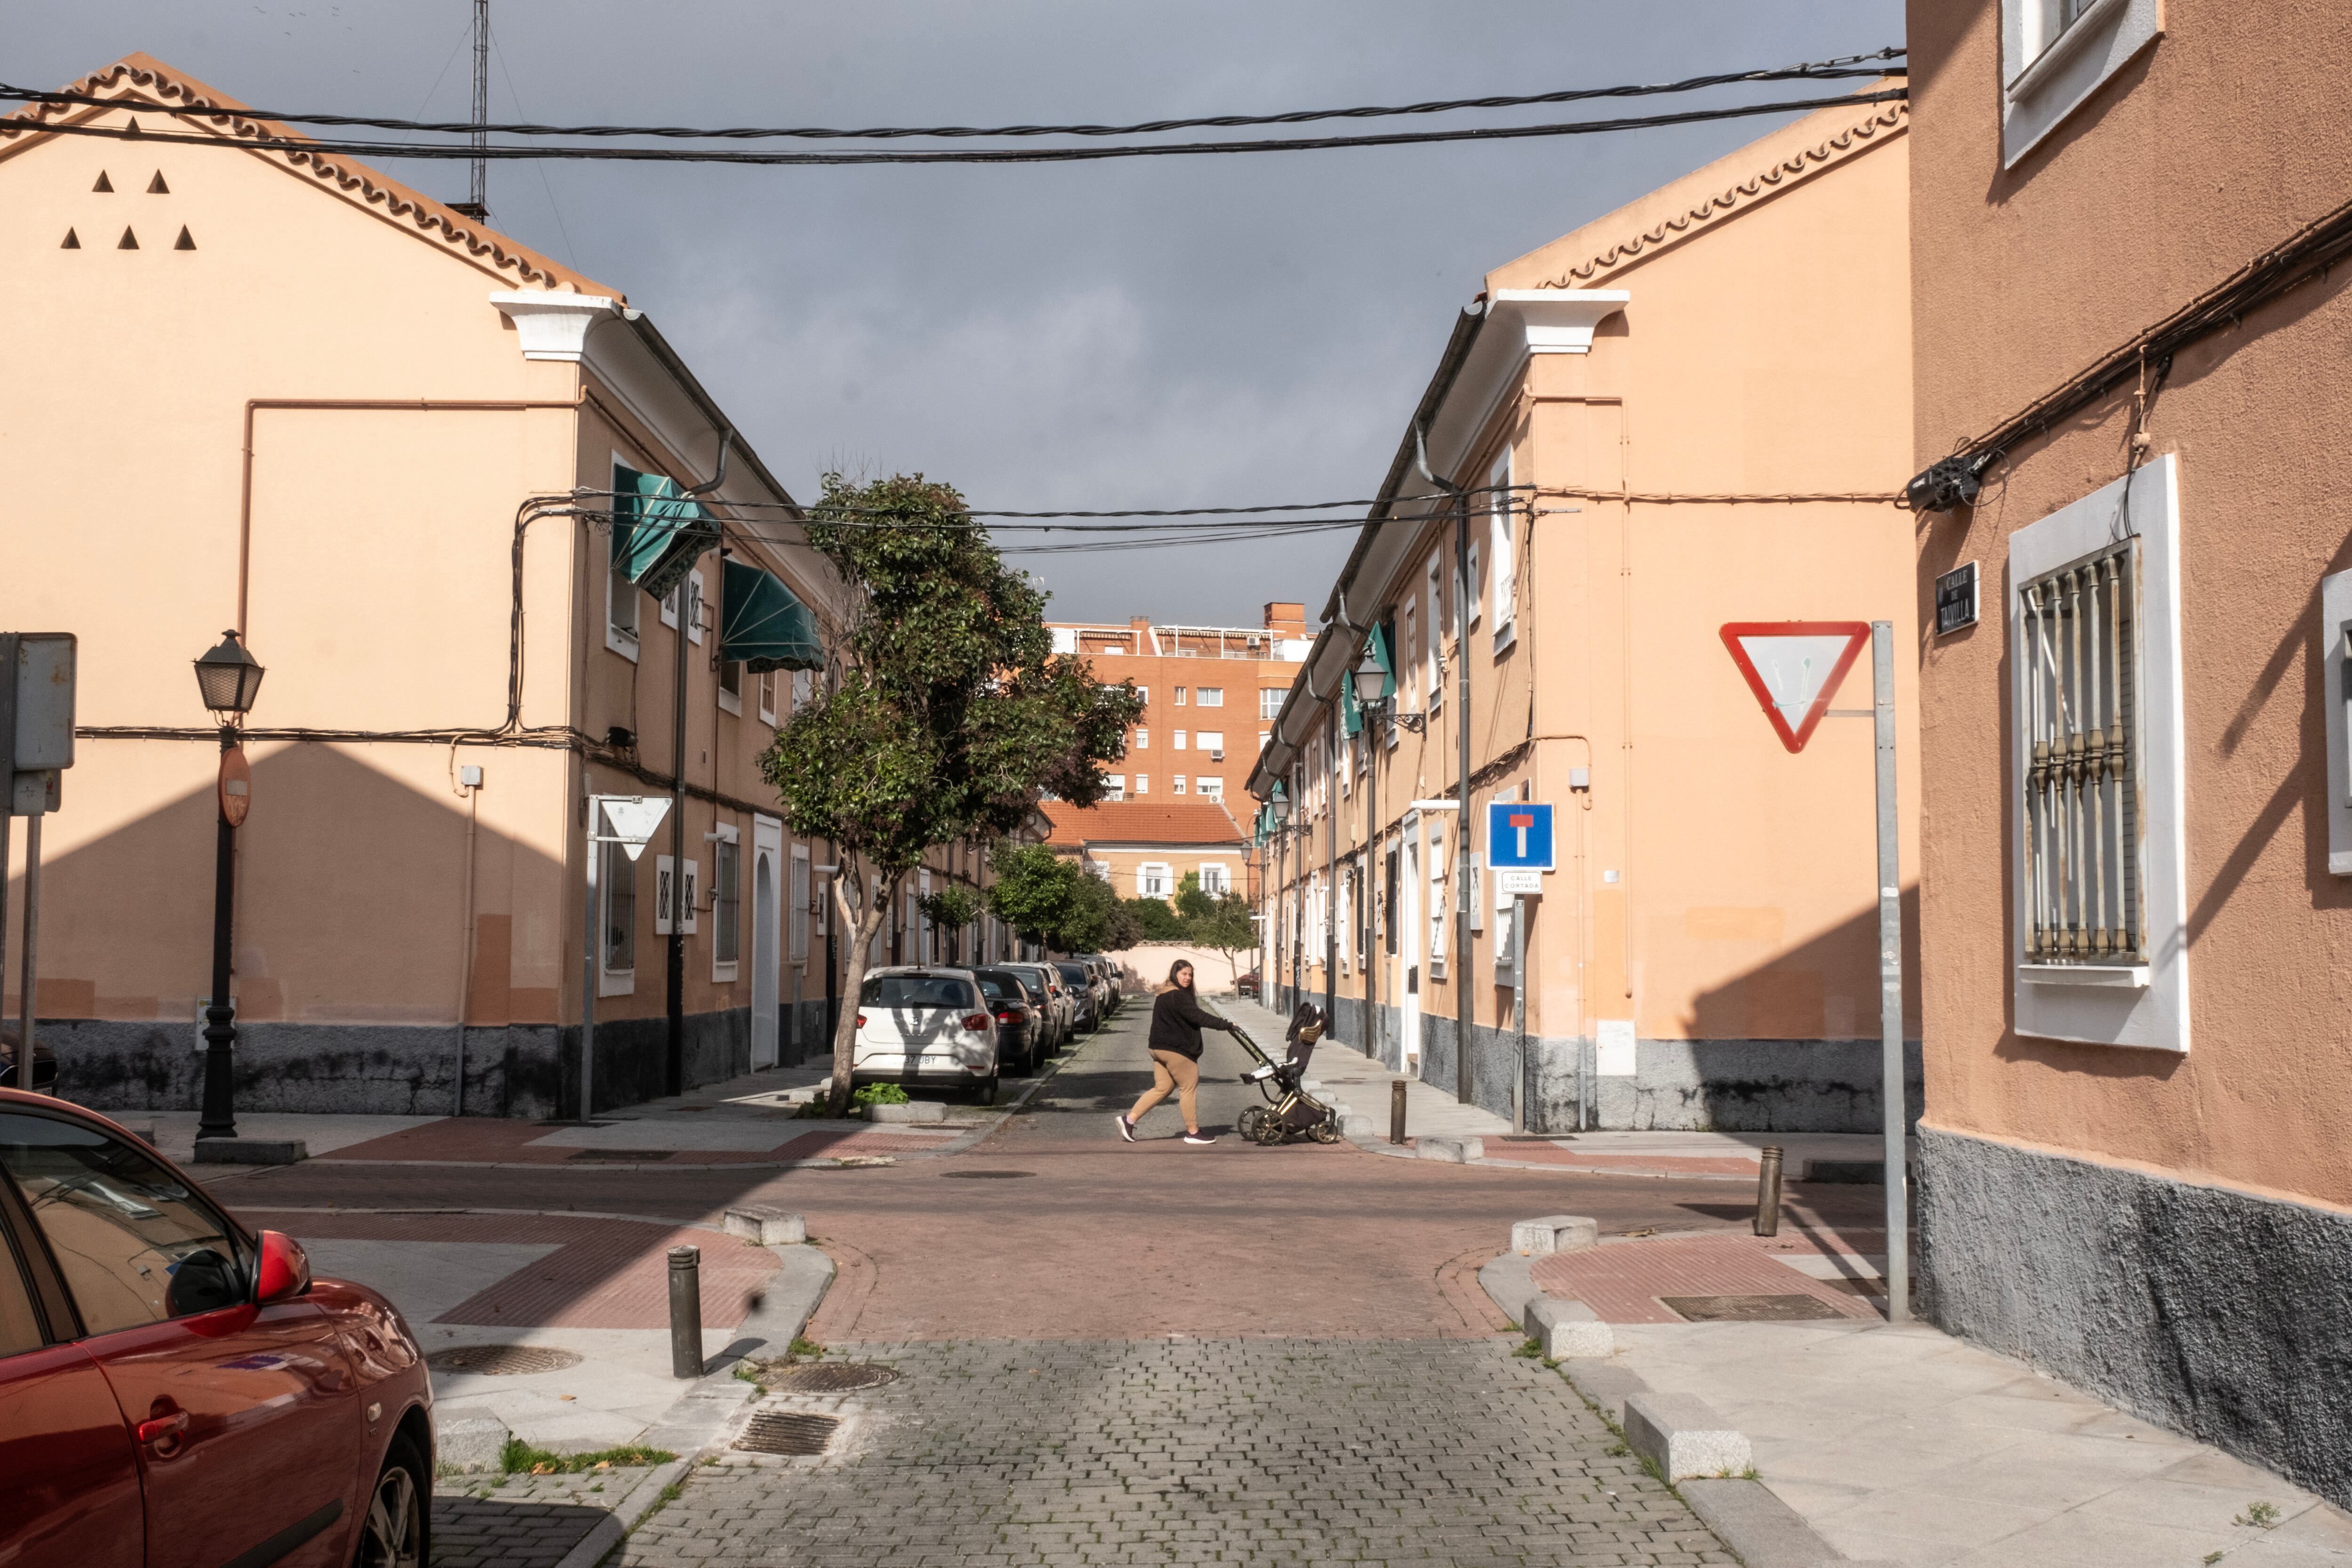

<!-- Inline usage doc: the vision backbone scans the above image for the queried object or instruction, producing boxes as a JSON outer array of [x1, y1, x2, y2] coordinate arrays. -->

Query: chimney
[[1263, 602, 1306, 638]]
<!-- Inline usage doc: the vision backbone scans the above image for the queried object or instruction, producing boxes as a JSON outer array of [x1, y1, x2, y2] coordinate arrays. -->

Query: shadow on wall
[[4, 742, 750, 1117], [1672, 885, 1925, 1132]]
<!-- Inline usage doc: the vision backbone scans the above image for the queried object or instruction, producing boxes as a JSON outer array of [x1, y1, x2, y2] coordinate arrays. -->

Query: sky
[[18, 1, 1903, 626]]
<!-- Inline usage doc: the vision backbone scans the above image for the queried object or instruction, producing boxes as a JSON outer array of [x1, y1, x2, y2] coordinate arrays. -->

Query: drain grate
[[734, 1411, 840, 1456], [427, 1344, 584, 1376], [1659, 1294, 1847, 1323], [567, 1148, 675, 1162], [766, 1362, 899, 1393], [938, 1170, 1034, 1179]]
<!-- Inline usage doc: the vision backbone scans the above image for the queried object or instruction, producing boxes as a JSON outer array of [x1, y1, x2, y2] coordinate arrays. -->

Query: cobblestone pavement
[[618, 1338, 1735, 1567], [432, 1465, 656, 1567]]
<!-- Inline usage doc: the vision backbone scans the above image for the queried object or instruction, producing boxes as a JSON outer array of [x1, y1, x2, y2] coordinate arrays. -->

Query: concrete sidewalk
[[1486, 1227, 2352, 1567]]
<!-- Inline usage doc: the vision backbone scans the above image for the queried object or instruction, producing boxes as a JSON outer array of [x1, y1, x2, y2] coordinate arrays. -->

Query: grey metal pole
[[1456, 488, 1475, 1116], [1872, 621, 1909, 1322], [666, 606, 688, 1098], [1511, 893, 1526, 1133], [16, 813, 38, 1092], [581, 798, 598, 1123], [1324, 706, 1337, 1032], [667, 1245, 704, 1377]]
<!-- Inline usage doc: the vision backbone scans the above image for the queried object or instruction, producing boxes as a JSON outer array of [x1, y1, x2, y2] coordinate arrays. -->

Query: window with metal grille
[[601, 840, 635, 973], [715, 838, 741, 965], [2018, 538, 2144, 965]]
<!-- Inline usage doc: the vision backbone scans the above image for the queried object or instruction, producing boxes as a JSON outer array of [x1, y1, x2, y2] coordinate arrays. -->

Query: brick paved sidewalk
[[620, 1337, 1737, 1567], [434, 1465, 659, 1568]]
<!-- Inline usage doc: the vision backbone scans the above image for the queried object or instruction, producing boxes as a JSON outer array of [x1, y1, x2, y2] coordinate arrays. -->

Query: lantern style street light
[[1352, 642, 1423, 732], [193, 631, 264, 1144]]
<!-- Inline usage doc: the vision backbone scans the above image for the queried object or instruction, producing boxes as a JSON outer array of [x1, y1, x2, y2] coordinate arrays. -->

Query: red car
[[0, 1089, 432, 1568]]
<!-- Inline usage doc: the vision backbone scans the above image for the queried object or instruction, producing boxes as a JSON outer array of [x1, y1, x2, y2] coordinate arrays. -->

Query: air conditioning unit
[[1247, 636, 1262, 649], [1211, 750, 1225, 762]]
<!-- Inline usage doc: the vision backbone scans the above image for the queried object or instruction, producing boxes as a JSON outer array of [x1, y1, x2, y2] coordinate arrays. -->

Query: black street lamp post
[[193, 630, 264, 1143]]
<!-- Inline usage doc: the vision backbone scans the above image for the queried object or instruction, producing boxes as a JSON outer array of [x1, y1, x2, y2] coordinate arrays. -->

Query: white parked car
[[851, 967, 1001, 1103]]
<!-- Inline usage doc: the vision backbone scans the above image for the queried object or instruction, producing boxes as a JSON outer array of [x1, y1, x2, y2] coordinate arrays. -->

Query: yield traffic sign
[[1718, 621, 1870, 753]]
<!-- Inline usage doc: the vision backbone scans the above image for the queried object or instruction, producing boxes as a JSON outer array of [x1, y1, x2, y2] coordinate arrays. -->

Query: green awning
[[612, 468, 719, 600], [720, 559, 824, 673]]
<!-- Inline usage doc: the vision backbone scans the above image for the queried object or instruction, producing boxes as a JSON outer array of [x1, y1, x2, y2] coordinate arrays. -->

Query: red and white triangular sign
[[1719, 621, 1870, 753], [597, 796, 672, 861]]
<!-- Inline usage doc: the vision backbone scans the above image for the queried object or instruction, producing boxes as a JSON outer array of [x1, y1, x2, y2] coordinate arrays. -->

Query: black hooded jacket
[[1147, 984, 1234, 1061]]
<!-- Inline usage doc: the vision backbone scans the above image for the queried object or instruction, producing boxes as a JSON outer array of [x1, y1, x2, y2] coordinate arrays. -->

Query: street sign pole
[[1872, 621, 1909, 1323], [1511, 892, 1527, 1133], [581, 805, 599, 1124]]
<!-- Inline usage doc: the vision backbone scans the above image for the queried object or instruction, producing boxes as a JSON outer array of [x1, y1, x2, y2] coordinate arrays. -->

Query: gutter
[[615, 310, 803, 514]]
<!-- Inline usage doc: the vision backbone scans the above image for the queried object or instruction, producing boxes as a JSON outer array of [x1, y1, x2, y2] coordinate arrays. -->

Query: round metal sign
[[218, 745, 252, 828]]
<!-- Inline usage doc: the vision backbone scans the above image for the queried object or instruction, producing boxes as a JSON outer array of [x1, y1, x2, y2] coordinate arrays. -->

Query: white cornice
[[1487, 289, 1631, 356], [490, 291, 623, 360]]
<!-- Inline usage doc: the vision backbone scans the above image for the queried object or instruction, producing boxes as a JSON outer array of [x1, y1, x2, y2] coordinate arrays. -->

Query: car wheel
[[975, 1071, 1000, 1106], [355, 1432, 427, 1568]]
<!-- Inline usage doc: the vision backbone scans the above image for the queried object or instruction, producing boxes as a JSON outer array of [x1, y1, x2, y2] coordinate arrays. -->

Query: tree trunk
[[826, 872, 898, 1115]]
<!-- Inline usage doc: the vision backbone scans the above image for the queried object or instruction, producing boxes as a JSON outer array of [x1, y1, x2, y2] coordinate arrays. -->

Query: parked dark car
[[1055, 961, 1101, 1032], [0, 1089, 433, 1568], [1236, 970, 1262, 999], [972, 967, 1043, 1073]]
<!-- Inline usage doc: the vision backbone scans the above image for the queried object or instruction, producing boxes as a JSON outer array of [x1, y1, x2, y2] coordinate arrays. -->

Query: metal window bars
[[2021, 541, 2144, 963]]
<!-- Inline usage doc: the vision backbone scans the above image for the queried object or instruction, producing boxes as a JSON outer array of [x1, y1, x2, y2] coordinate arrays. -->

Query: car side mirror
[[254, 1229, 312, 1304]]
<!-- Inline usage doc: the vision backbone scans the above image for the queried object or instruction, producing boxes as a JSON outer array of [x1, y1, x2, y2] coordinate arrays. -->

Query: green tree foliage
[[1122, 895, 1188, 943], [985, 843, 1143, 955], [762, 474, 1143, 1108], [917, 884, 981, 962], [1173, 871, 1257, 982]]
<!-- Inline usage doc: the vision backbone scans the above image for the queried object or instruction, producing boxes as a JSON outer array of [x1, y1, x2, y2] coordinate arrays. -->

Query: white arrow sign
[[596, 796, 672, 861]]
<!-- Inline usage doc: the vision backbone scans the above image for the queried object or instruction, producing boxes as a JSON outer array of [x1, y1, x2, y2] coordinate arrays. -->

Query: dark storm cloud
[[16, 0, 1901, 624]]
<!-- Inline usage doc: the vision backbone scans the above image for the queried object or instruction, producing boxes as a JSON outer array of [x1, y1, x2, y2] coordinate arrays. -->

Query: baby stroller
[[1233, 1003, 1341, 1146]]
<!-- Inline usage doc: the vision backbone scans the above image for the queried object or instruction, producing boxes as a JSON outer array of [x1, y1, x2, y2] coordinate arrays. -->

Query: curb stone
[[1678, 1478, 1872, 1568], [552, 1456, 691, 1568]]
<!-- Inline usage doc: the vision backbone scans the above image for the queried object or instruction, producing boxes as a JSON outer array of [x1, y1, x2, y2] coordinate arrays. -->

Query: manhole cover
[[427, 1344, 584, 1376], [1660, 1294, 1847, 1322], [567, 1148, 675, 1162], [938, 1170, 1034, 1179], [734, 1412, 839, 1456], [767, 1362, 900, 1393]]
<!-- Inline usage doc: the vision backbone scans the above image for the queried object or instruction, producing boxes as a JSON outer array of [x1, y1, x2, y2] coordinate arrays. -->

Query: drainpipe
[[665, 430, 731, 1097], [1416, 426, 1476, 1114], [1335, 590, 1377, 1061], [1301, 659, 1339, 1035]]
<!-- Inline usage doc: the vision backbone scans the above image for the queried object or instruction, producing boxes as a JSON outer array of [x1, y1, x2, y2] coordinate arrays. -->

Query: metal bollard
[[1390, 1079, 1408, 1146], [1753, 1146, 1784, 1237], [667, 1245, 704, 1378]]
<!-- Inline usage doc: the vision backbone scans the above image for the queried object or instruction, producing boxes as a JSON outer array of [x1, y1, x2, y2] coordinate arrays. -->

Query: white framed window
[[1198, 777, 1224, 800], [2009, 454, 2185, 1052], [712, 828, 741, 980], [1196, 687, 1224, 708], [1198, 731, 1225, 758], [1104, 774, 1126, 801], [1259, 688, 1284, 721], [655, 854, 701, 936], [1489, 452, 1516, 653], [2001, 0, 2159, 167], [757, 670, 778, 725], [1136, 685, 1149, 707], [1135, 727, 1150, 749], [1173, 775, 1187, 795], [718, 659, 744, 715], [597, 836, 636, 995], [789, 844, 811, 964], [1467, 539, 1482, 628], [1140, 862, 1172, 898], [687, 569, 706, 647], [1134, 773, 1150, 795], [792, 669, 812, 712], [606, 560, 641, 661], [1174, 730, 1187, 751], [1198, 861, 1231, 895], [1174, 686, 1187, 706], [1403, 600, 1419, 708], [1425, 556, 1443, 710], [661, 581, 680, 630], [1259, 731, 1270, 756]]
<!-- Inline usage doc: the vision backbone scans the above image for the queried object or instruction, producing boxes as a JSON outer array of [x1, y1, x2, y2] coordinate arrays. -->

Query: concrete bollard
[[1511, 1215, 1599, 1257], [1753, 1145, 1784, 1237], [723, 1206, 808, 1245], [1414, 1136, 1484, 1163], [1390, 1079, 1407, 1145], [667, 1245, 704, 1378], [1524, 1297, 1614, 1359], [1624, 1392, 1751, 1481]]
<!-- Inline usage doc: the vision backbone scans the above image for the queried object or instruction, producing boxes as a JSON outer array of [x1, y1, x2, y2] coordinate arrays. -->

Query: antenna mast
[[455, 0, 489, 219]]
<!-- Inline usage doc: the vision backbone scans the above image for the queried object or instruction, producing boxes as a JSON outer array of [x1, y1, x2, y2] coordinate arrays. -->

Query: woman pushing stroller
[[1116, 960, 1236, 1145]]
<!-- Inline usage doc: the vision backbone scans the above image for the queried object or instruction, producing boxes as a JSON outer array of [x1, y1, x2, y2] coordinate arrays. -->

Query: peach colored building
[[0, 55, 1008, 1116], [1904, 0, 2352, 1498], [1042, 799, 1255, 906], [1248, 91, 1917, 1131], [1048, 605, 1312, 811]]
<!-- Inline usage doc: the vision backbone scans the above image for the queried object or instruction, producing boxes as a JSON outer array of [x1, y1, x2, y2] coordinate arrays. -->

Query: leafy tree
[[763, 474, 1143, 1110], [917, 884, 981, 962], [986, 842, 1083, 951], [1122, 895, 1188, 943], [1061, 870, 1141, 954], [1174, 871, 1258, 983]]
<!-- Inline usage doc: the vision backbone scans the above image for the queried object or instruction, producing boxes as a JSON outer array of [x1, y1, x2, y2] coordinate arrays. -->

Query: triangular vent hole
[[148, 171, 170, 194], [118, 227, 139, 250], [61, 229, 80, 250], [92, 171, 113, 192], [174, 227, 196, 251]]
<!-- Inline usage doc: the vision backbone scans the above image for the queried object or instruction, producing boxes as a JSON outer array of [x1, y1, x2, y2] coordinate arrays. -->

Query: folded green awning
[[720, 559, 824, 673], [612, 468, 719, 600]]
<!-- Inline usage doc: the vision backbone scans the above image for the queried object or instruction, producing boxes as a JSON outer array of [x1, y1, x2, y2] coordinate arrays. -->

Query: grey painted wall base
[[40, 1005, 781, 1120], [1919, 1125, 2352, 1511], [1256, 989, 1920, 1133]]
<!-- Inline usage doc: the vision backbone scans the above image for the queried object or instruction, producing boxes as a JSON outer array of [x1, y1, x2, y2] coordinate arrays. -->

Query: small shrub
[[790, 1336, 825, 1360], [499, 1438, 676, 1476], [1512, 1337, 1543, 1359], [2237, 1501, 2281, 1529], [852, 1083, 910, 1107]]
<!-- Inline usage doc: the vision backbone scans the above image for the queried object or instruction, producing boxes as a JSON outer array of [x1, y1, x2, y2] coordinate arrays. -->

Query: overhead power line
[[13, 90, 1907, 165], [0, 52, 1900, 142]]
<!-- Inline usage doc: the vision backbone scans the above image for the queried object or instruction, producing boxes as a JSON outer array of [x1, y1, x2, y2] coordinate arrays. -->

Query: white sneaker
[[1114, 1114, 1136, 1143]]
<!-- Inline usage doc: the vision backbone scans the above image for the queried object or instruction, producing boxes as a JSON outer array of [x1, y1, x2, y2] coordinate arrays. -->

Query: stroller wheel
[[1236, 1106, 1269, 1142], [1309, 1121, 1341, 1144], [1250, 1116, 1287, 1147]]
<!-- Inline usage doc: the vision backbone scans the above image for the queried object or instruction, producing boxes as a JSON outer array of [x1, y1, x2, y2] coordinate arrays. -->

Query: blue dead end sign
[[1486, 800, 1554, 871]]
